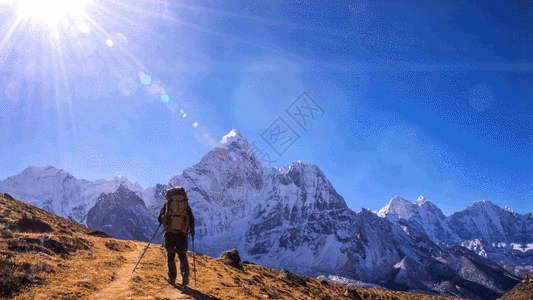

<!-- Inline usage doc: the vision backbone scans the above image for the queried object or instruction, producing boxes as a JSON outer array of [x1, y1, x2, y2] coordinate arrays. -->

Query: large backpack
[[161, 187, 190, 234]]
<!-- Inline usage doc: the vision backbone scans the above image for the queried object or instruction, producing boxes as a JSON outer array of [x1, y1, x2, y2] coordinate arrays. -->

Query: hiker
[[158, 186, 195, 286]]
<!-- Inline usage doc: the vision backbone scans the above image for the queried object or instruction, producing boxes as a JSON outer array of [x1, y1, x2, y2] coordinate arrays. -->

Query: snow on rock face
[[377, 195, 419, 220], [407, 197, 459, 244], [242, 161, 352, 275], [376, 195, 533, 271], [446, 200, 521, 244], [216, 129, 248, 150], [0, 166, 144, 223]]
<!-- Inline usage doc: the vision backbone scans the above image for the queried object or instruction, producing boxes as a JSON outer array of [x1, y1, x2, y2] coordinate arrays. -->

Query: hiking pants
[[164, 232, 189, 279], [167, 252, 189, 279]]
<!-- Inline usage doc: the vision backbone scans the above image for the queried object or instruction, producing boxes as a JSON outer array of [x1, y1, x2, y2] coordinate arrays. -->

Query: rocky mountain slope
[[0, 129, 528, 299], [86, 184, 159, 242], [378, 196, 533, 267], [1, 192, 471, 300]]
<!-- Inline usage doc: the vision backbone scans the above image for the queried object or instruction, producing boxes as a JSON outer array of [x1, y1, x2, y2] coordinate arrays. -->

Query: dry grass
[[0, 192, 477, 299], [497, 280, 533, 300]]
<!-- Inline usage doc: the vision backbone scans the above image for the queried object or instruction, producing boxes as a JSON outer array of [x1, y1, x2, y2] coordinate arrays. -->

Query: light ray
[[0, 14, 24, 57], [88, 0, 155, 34], [0, 0, 221, 156], [83, 14, 152, 75]]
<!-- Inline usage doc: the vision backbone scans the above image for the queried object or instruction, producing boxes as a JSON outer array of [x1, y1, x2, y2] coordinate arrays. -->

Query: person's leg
[[165, 234, 178, 284], [177, 252, 189, 273], [178, 252, 190, 285], [167, 252, 177, 284]]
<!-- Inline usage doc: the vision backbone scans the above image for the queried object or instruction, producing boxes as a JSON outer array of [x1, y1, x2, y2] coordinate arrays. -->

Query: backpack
[[161, 187, 190, 234]]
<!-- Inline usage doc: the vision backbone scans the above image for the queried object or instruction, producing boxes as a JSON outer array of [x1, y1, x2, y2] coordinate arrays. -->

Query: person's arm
[[158, 202, 167, 224]]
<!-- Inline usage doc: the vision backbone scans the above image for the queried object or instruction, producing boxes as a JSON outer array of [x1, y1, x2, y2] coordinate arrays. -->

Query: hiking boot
[[181, 271, 190, 286], [169, 275, 176, 285]]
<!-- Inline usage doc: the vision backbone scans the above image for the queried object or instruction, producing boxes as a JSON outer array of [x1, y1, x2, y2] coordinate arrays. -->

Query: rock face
[[86, 185, 158, 242]]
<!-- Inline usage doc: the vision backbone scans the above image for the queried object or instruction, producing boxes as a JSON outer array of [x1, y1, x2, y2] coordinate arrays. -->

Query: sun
[[14, 0, 88, 28]]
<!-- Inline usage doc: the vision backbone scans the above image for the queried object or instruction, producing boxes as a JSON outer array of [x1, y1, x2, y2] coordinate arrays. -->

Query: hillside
[[0, 192, 477, 300]]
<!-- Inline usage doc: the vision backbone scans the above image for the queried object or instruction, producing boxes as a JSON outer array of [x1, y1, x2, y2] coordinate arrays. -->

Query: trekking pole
[[132, 224, 162, 273], [192, 235, 197, 286]]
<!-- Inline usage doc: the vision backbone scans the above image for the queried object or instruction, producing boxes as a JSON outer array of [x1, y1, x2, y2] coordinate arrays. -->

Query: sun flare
[[15, 0, 88, 28]]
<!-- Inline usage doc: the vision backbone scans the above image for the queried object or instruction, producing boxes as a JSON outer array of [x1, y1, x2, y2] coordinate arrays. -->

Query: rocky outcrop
[[86, 185, 158, 242]]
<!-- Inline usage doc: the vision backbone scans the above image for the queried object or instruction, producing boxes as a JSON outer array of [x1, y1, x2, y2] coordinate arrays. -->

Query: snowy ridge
[[376, 196, 533, 269], [0, 166, 145, 222], [377, 195, 419, 220]]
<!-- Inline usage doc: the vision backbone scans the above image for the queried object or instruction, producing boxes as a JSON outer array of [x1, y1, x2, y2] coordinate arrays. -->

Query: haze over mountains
[[0, 129, 530, 299]]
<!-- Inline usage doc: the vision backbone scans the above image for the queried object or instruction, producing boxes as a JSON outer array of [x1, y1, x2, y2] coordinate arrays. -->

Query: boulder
[[218, 249, 243, 269]]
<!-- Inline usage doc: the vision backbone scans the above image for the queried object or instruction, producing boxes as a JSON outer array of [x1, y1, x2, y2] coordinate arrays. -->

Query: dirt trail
[[89, 242, 201, 300], [88, 242, 142, 300], [130, 243, 206, 300], [86, 243, 184, 300]]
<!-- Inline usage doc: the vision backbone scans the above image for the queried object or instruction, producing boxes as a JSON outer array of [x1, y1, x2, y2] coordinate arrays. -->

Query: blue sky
[[0, 0, 532, 215]]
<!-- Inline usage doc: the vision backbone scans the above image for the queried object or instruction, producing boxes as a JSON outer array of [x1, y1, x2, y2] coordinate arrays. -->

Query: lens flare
[[139, 73, 152, 85]]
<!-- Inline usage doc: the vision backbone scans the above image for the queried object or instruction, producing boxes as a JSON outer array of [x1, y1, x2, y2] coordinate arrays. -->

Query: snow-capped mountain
[[0, 166, 144, 223], [447, 200, 531, 245], [379, 195, 461, 243], [86, 184, 159, 242], [0, 129, 525, 299], [377, 196, 533, 268], [138, 130, 520, 299], [378, 195, 420, 221]]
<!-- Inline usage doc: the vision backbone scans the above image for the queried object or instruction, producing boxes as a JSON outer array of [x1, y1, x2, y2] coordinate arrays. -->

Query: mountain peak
[[217, 129, 249, 149], [20, 165, 70, 178], [23, 165, 56, 173], [471, 199, 495, 208], [389, 195, 413, 206], [415, 196, 431, 206], [503, 206, 514, 213], [378, 195, 418, 220], [116, 184, 129, 192]]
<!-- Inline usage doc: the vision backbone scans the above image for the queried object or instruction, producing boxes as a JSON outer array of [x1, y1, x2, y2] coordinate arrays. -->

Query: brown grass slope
[[497, 278, 533, 300], [0, 192, 475, 299]]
